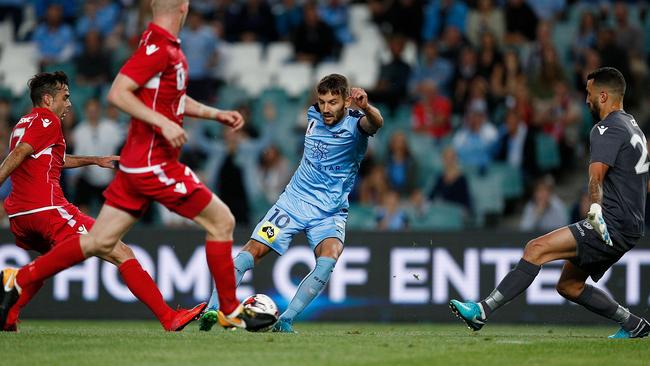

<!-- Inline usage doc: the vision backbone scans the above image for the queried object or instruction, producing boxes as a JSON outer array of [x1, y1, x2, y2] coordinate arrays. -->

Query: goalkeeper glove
[[587, 203, 613, 247]]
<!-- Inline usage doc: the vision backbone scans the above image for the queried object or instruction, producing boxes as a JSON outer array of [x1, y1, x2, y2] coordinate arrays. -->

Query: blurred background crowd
[[0, 0, 649, 232]]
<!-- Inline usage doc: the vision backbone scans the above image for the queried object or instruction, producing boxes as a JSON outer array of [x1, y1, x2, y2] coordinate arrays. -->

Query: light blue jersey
[[286, 105, 369, 213], [251, 105, 371, 254]]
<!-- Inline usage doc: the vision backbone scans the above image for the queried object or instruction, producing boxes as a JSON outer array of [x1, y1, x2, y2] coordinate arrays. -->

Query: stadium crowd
[[0, 0, 649, 231]]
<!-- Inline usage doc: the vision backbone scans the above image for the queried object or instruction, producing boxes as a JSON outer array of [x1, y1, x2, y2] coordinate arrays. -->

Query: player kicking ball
[[199, 74, 384, 333], [1, 0, 272, 332], [0, 71, 205, 331], [450, 67, 650, 339]]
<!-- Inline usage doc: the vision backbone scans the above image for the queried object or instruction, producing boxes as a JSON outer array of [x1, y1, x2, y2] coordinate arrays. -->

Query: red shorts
[[103, 162, 213, 219], [9, 204, 95, 254]]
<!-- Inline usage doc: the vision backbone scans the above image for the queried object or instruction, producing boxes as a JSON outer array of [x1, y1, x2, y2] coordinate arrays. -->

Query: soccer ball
[[242, 294, 280, 332]]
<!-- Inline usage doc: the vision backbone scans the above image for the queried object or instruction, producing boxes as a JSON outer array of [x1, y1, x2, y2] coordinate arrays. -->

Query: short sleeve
[[119, 39, 169, 86], [21, 117, 61, 154], [590, 124, 625, 167]]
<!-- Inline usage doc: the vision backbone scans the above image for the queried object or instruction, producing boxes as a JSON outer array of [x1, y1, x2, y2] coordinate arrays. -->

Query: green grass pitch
[[1, 321, 648, 366]]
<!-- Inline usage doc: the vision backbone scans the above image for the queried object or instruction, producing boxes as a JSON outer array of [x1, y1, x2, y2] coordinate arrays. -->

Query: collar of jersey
[[31, 107, 58, 121], [148, 22, 181, 44]]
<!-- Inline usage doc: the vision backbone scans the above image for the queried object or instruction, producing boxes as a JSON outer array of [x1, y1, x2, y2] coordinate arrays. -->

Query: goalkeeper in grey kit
[[450, 67, 650, 339]]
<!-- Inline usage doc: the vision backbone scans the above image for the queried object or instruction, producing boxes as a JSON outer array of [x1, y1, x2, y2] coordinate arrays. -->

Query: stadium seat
[[275, 62, 313, 98], [236, 67, 271, 97], [409, 202, 465, 231], [217, 84, 249, 110], [0, 20, 13, 48], [467, 170, 504, 226], [488, 162, 524, 200], [264, 42, 294, 75], [222, 43, 263, 83], [347, 204, 377, 230], [314, 61, 343, 83], [535, 133, 561, 172], [0, 43, 38, 95]]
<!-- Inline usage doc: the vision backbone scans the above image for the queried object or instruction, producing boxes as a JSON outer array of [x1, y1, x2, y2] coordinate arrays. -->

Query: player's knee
[[93, 236, 119, 257], [522, 238, 546, 264], [556, 280, 584, 300]]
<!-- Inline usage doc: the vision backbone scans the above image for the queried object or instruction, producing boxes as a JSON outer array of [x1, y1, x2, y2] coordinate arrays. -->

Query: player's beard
[[589, 102, 601, 123]]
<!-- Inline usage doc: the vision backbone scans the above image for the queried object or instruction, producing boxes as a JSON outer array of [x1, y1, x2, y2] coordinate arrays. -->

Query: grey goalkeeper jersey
[[590, 110, 649, 250]]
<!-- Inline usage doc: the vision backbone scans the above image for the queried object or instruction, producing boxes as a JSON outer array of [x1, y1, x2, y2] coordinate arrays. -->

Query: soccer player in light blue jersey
[[199, 74, 384, 332]]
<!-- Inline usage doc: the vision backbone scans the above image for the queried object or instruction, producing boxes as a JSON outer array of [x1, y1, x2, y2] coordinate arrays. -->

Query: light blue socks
[[280, 257, 337, 322], [207, 251, 255, 310]]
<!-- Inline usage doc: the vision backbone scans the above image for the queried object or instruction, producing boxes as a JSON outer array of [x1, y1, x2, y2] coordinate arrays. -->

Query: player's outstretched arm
[[351, 87, 383, 135], [184, 95, 245, 131], [0, 142, 34, 186], [107, 74, 187, 148], [63, 155, 120, 169]]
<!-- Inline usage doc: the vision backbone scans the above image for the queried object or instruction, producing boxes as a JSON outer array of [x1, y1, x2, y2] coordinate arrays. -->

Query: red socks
[[16, 236, 85, 289], [205, 240, 238, 314], [119, 259, 174, 327]]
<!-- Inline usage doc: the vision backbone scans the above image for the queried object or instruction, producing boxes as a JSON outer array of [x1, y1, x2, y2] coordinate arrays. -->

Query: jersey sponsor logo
[[258, 221, 280, 243], [145, 44, 160, 56], [306, 119, 317, 136], [597, 126, 608, 135], [310, 140, 329, 161], [17, 115, 36, 125], [174, 182, 187, 194], [42, 118, 52, 128]]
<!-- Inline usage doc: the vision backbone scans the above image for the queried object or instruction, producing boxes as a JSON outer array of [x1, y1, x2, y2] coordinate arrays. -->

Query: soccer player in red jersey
[[0, 71, 206, 331], [0, 0, 272, 331]]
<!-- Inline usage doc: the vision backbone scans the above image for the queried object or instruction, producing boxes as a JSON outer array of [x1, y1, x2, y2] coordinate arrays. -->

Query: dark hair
[[316, 74, 349, 98], [586, 67, 626, 98], [28, 71, 69, 105]]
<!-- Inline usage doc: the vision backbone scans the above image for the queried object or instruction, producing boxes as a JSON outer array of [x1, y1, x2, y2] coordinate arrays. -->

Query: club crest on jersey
[[310, 140, 329, 161], [258, 221, 280, 243]]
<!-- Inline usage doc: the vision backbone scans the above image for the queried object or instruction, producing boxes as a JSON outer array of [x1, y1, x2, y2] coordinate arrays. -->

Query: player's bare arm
[[0, 142, 34, 186], [588, 162, 608, 205], [107, 73, 187, 148], [351, 87, 383, 135], [63, 155, 120, 169], [184, 96, 245, 131]]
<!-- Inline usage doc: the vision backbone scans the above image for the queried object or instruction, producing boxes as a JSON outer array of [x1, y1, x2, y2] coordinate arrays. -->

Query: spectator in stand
[[421, 0, 468, 42], [504, 0, 538, 45], [571, 10, 598, 62], [490, 49, 524, 101], [385, 131, 418, 197], [384, 0, 424, 44], [526, 0, 565, 21], [258, 145, 291, 204], [0, 0, 25, 40], [466, 0, 504, 47], [180, 11, 219, 103], [32, 4, 75, 68], [273, 0, 303, 40], [438, 25, 468, 62], [529, 44, 566, 100], [359, 164, 389, 206], [570, 189, 590, 224], [494, 108, 537, 180], [451, 46, 478, 113], [520, 175, 568, 232], [319, 0, 354, 44], [476, 31, 502, 80], [613, 1, 644, 59], [71, 99, 124, 214], [411, 80, 452, 140], [292, 1, 340, 64], [75, 30, 112, 87], [409, 41, 454, 96], [452, 99, 498, 170], [236, 0, 277, 43], [376, 190, 409, 231], [370, 33, 412, 112], [76, 0, 121, 38], [430, 146, 472, 214]]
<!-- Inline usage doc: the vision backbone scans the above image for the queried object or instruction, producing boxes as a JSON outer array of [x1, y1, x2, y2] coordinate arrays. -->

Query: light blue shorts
[[250, 192, 348, 255]]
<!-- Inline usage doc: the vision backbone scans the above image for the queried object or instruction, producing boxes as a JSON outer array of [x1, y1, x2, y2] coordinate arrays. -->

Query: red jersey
[[118, 23, 188, 169], [3, 107, 70, 217]]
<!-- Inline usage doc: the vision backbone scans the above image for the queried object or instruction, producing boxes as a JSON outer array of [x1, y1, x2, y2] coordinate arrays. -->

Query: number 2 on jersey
[[630, 133, 649, 174]]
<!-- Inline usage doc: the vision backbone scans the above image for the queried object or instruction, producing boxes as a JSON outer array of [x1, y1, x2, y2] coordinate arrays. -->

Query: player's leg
[[450, 226, 577, 331], [100, 242, 206, 331], [273, 238, 343, 333], [557, 260, 650, 338], [200, 240, 270, 331]]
